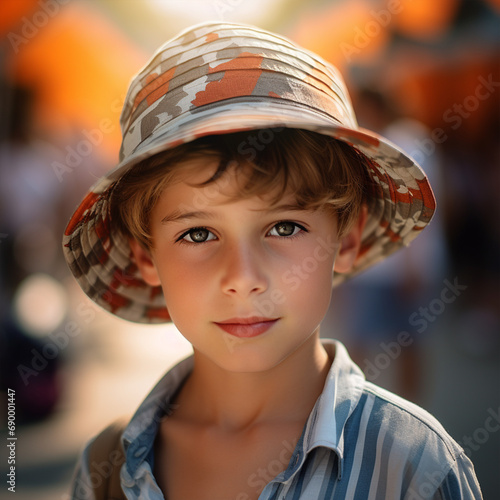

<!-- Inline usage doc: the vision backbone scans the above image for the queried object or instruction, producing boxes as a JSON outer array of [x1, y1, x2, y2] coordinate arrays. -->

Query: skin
[[129, 157, 366, 498]]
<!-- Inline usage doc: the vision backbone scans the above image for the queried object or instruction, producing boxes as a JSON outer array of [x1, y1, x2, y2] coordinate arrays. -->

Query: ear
[[129, 239, 162, 287], [334, 205, 367, 274]]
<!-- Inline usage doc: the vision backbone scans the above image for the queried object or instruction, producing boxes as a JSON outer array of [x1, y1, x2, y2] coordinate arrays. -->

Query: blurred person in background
[[438, 99, 500, 359], [323, 87, 449, 403], [0, 82, 65, 421]]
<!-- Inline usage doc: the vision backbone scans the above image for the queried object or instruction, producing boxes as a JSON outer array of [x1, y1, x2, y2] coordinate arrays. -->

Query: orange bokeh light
[[393, 0, 459, 39], [6, 1, 148, 162]]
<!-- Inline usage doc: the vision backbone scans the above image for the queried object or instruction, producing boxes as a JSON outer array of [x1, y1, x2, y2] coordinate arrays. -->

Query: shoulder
[[359, 381, 462, 458], [348, 380, 464, 473], [69, 419, 129, 500], [339, 382, 482, 499], [69, 437, 97, 500], [68, 357, 193, 500]]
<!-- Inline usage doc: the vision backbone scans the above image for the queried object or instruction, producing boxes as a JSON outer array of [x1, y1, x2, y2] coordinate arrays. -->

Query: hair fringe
[[110, 129, 372, 249]]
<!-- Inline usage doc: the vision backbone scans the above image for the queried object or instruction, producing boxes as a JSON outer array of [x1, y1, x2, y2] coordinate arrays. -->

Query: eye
[[268, 221, 305, 237], [178, 227, 216, 243]]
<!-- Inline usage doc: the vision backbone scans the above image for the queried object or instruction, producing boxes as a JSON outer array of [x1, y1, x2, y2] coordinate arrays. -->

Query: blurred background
[[0, 0, 498, 498]]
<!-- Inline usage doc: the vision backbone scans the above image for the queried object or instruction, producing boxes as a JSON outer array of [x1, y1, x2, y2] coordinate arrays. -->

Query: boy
[[65, 22, 482, 499]]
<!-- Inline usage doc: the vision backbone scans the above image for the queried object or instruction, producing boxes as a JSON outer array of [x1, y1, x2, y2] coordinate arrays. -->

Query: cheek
[[154, 257, 214, 320], [155, 246, 212, 286], [306, 266, 334, 311], [281, 255, 334, 314]]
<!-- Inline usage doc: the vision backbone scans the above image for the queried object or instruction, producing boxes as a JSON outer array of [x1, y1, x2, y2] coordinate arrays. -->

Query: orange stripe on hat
[[64, 191, 100, 236], [146, 307, 171, 321], [133, 67, 177, 113], [192, 53, 264, 107], [417, 176, 436, 210], [102, 289, 130, 313], [205, 32, 219, 43]]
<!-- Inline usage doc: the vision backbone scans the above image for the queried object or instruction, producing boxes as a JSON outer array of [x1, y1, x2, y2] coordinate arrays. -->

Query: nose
[[220, 240, 269, 297]]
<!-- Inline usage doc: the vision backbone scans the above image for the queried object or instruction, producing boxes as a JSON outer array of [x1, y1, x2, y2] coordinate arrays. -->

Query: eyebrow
[[161, 210, 217, 224], [262, 203, 311, 213]]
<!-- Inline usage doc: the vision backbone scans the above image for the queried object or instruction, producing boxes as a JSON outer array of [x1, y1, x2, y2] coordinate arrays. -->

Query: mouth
[[214, 317, 279, 338]]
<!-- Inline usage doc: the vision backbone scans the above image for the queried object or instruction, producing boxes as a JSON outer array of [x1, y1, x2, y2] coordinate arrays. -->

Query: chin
[[220, 347, 298, 374]]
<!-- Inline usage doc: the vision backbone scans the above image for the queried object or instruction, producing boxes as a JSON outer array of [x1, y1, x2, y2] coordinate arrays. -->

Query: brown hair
[[110, 128, 372, 249]]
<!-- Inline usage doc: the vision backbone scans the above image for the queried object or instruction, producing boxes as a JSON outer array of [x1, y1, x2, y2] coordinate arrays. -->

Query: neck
[[174, 332, 332, 432]]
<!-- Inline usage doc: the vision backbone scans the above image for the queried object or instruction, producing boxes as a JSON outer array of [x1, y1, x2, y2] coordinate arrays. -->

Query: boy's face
[[131, 158, 363, 373]]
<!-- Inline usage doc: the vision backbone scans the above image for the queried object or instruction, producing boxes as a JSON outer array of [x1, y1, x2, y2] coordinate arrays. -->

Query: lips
[[214, 317, 279, 338]]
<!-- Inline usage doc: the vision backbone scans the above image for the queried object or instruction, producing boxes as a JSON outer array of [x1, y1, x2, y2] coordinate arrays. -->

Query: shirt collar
[[121, 354, 193, 483], [301, 339, 365, 480], [120, 339, 365, 484]]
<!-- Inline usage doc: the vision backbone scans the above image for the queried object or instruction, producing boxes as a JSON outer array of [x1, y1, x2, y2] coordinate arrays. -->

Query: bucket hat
[[63, 21, 436, 324]]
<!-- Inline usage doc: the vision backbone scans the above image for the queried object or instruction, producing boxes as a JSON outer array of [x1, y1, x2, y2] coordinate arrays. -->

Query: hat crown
[[119, 22, 357, 162]]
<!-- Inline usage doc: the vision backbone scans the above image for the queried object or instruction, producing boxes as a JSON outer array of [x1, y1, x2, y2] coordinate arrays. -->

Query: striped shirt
[[70, 340, 482, 499]]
